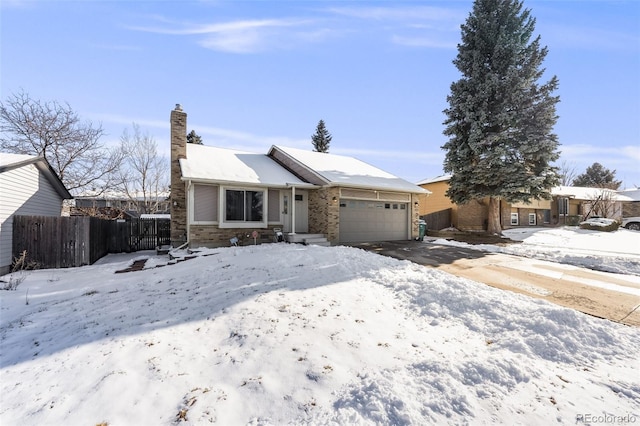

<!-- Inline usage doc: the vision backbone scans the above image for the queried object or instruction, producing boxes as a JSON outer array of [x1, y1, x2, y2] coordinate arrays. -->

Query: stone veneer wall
[[308, 187, 340, 244], [170, 105, 188, 246], [189, 225, 283, 247], [411, 193, 420, 238]]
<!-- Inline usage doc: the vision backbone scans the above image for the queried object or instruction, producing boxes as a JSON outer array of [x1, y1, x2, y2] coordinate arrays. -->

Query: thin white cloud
[[325, 5, 464, 50], [130, 18, 307, 36], [326, 6, 464, 22], [333, 147, 443, 163], [129, 18, 320, 53], [126, 4, 466, 53], [559, 143, 640, 187], [91, 113, 169, 131]]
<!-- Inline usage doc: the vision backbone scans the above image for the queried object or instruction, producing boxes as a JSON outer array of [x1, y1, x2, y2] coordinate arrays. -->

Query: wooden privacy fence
[[12, 216, 171, 270], [421, 209, 452, 232]]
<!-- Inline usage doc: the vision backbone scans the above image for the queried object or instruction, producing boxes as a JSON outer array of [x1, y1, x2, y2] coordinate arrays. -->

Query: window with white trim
[[511, 213, 519, 225], [225, 189, 263, 222], [218, 187, 266, 228], [529, 213, 536, 225], [558, 197, 569, 215]]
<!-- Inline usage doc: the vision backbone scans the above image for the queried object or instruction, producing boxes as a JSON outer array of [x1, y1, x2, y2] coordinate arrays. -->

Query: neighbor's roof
[[0, 153, 72, 199], [180, 144, 313, 187], [416, 174, 451, 186], [615, 188, 640, 202], [271, 146, 428, 193], [551, 186, 619, 200]]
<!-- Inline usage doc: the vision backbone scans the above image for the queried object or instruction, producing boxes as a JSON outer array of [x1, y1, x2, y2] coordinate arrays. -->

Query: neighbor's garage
[[339, 199, 409, 243]]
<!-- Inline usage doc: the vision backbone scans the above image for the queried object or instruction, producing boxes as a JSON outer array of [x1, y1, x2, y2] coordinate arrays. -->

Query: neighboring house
[[72, 191, 170, 218], [552, 186, 629, 222], [417, 175, 555, 231], [169, 105, 427, 247], [616, 188, 640, 218], [0, 153, 72, 275], [417, 175, 633, 231]]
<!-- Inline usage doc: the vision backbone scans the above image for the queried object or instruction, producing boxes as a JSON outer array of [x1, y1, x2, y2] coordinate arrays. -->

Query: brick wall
[[308, 187, 340, 244], [457, 199, 488, 231], [170, 105, 188, 246]]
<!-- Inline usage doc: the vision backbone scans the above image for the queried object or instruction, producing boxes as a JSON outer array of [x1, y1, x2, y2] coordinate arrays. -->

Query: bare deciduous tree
[[0, 90, 122, 193], [583, 188, 619, 219], [118, 123, 168, 215], [557, 160, 578, 186]]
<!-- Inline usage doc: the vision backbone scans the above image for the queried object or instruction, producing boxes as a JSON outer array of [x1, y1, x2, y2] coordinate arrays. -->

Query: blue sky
[[2, 0, 639, 189]]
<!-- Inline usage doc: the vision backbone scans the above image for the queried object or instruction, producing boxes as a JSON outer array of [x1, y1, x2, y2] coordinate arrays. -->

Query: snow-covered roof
[[551, 186, 619, 200], [271, 146, 427, 193], [140, 214, 170, 219], [416, 174, 451, 185], [0, 153, 37, 168], [180, 144, 313, 188], [75, 190, 170, 201], [615, 188, 640, 202]]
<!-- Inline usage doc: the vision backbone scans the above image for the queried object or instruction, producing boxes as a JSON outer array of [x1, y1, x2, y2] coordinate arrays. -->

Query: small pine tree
[[442, 0, 560, 234], [573, 162, 621, 189], [187, 130, 203, 144], [311, 120, 332, 153]]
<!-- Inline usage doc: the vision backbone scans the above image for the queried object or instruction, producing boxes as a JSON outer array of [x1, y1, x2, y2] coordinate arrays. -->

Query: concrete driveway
[[349, 240, 640, 327]]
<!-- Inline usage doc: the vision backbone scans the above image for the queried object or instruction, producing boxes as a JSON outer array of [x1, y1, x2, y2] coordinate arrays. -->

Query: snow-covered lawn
[[1, 228, 639, 425]]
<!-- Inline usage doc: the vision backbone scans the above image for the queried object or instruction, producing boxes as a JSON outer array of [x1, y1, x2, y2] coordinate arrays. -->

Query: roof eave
[[1, 156, 72, 199], [181, 176, 319, 189], [326, 181, 429, 194], [268, 145, 331, 186]]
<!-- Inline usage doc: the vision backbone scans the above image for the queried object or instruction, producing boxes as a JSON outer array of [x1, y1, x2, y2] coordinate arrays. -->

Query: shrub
[[2, 251, 29, 290], [579, 221, 620, 232]]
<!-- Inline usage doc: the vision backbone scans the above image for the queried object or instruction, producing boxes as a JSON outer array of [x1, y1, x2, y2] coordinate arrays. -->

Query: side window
[[194, 184, 218, 222]]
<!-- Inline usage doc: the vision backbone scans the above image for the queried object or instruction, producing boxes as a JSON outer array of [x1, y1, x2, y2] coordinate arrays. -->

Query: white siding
[[0, 164, 63, 274]]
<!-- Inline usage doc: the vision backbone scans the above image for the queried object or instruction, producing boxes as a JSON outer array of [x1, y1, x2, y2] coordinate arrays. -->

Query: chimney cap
[[175, 104, 182, 111]]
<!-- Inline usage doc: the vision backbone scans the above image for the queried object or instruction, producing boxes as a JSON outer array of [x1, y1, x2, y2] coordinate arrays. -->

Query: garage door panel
[[339, 199, 408, 243]]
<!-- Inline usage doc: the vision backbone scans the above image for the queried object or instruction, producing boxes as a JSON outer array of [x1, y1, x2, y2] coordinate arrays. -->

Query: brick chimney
[[170, 104, 187, 246]]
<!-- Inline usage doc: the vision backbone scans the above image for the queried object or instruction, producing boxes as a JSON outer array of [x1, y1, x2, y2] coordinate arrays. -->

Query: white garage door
[[339, 200, 409, 243]]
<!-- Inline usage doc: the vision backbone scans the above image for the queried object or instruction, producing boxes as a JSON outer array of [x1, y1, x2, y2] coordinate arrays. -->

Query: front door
[[283, 189, 309, 233]]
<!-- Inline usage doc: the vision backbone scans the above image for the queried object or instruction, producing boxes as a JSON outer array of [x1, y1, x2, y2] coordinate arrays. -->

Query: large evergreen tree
[[187, 130, 203, 144], [442, 0, 560, 234], [311, 120, 331, 153], [573, 162, 621, 189]]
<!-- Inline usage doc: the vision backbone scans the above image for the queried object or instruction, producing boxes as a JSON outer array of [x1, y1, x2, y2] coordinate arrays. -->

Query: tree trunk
[[487, 197, 502, 235]]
